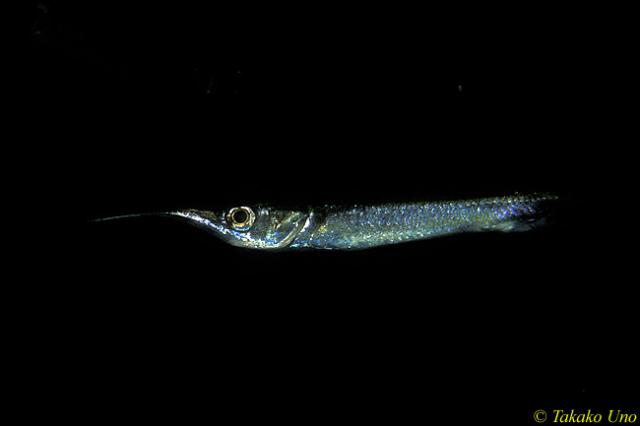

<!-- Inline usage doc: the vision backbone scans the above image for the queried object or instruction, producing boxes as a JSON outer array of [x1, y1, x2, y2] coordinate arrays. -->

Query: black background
[[28, 2, 635, 423]]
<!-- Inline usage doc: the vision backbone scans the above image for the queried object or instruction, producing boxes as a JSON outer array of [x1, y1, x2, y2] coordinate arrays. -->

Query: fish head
[[179, 206, 308, 250]]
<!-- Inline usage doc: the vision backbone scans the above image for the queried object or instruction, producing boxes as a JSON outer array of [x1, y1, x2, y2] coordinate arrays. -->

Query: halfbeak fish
[[92, 193, 558, 250]]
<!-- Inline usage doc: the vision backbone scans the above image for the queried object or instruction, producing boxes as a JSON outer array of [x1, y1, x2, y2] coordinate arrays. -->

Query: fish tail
[[484, 193, 560, 233]]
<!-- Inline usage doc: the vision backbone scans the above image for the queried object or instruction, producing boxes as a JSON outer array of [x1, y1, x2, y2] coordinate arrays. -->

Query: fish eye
[[226, 206, 255, 230], [232, 209, 248, 224]]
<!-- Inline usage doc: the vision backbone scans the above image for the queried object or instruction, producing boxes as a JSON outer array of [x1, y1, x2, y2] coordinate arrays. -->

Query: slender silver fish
[[94, 193, 558, 250]]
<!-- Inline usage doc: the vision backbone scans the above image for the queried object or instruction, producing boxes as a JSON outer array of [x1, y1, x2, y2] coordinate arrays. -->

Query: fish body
[[98, 193, 557, 250], [288, 193, 555, 250]]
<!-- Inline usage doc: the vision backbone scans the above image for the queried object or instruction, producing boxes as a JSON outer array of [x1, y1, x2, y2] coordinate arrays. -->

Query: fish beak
[[92, 210, 226, 233]]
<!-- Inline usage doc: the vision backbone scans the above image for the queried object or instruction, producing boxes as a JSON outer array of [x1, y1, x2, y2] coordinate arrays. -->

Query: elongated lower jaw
[[91, 210, 228, 236], [90, 212, 171, 223]]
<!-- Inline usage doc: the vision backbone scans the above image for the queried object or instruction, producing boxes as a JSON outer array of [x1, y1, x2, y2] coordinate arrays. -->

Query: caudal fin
[[484, 193, 560, 233]]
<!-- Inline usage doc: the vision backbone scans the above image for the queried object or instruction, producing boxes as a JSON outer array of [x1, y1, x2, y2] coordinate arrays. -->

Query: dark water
[[28, 2, 635, 423]]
